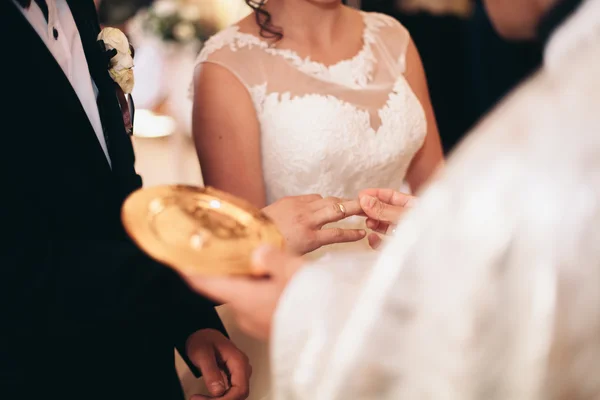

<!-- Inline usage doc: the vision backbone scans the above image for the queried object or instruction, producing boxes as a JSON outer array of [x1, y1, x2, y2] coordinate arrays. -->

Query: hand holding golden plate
[[121, 185, 284, 276]]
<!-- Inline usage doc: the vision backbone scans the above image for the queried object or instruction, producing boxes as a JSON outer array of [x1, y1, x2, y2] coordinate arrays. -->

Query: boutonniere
[[97, 27, 135, 134], [97, 27, 134, 94]]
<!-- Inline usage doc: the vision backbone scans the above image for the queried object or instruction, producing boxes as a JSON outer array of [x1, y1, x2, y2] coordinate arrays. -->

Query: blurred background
[[98, 0, 541, 189], [94, 0, 542, 397], [98, 0, 253, 189]]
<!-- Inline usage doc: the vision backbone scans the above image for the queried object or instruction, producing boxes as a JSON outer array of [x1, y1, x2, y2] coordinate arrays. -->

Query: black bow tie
[[16, 0, 49, 22]]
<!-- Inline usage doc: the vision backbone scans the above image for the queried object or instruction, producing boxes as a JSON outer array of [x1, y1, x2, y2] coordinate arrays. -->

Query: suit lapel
[[65, 0, 115, 96], [4, 0, 113, 180], [8, 0, 142, 200], [66, 0, 143, 199]]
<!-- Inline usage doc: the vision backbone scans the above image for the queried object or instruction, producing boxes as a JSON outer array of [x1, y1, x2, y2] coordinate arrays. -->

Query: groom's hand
[[184, 246, 305, 340], [359, 188, 418, 249], [186, 329, 252, 400], [262, 194, 366, 255]]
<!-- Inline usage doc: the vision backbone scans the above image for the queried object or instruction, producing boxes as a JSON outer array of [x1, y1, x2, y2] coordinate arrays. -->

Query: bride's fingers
[[308, 196, 343, 211], [296, 194, 322, 202], [315, 228, 366, 247], [336, 199, 362, 217]]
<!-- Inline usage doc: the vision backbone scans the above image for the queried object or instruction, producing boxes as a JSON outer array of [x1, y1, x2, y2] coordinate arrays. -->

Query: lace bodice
[[194, 12, 426, 206]]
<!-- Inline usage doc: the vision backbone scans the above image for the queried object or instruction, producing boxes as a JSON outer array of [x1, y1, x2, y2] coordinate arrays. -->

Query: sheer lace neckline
[[225, 12, 389, 87], [235, 11, 369, 68]]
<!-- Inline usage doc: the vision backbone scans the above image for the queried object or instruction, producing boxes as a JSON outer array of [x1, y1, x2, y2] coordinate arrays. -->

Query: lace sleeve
[[368, 13, 412, 74], [190, 26, 266, 98]]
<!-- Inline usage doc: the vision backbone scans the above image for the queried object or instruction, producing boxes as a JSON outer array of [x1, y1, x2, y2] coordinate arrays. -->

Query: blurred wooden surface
[[132, 132, 204, 187]]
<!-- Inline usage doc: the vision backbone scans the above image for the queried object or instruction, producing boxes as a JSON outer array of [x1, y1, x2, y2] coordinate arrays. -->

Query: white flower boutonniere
[[97, 27, 135, 94]]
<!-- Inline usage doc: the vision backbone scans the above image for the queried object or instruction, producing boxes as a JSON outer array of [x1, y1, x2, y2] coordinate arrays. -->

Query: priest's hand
[[358, 188, 418, 249], [184, 247, 305, 340], [262, 194, 366, 255], [186, 329, 252, 400]]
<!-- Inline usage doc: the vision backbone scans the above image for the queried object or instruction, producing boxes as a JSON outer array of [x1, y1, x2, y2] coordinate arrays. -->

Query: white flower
[[179, 4, 201, 21], [97, 27, 130, 54], [152, 0, 178, 17], [173, 22, 196, 42], [109, 68, 135, 95], [97, 28, 135, 94]]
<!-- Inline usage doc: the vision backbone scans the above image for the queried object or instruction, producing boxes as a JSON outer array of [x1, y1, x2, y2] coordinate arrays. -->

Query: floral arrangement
[[138, 0, 218, 45]]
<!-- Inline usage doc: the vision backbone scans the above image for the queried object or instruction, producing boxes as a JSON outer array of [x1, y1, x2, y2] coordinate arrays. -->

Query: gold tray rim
[[121, 184, 284, 276]]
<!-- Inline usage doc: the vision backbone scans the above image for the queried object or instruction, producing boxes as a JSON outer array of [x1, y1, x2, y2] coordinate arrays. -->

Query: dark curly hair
[[245, 0, 283, 41]]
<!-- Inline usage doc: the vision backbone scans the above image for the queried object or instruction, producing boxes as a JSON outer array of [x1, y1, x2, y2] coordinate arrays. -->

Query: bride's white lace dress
[[190, 12, 427, 399]]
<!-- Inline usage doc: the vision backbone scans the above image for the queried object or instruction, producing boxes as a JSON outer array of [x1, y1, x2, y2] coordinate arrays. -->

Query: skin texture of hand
[[359, 188, 418, 249], [185, 246, 305, 340], [186, 329, 252, 399], [262, 194, 366, 255]]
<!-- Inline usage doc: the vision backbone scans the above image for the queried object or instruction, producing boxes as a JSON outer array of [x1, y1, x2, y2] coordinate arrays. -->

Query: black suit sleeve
[[1, 159, 225, 375], [171, 278, 227, 378], [1, 240, 225, 344]]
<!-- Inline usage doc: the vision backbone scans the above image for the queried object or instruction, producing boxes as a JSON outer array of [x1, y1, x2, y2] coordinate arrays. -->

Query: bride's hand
[[358, 188, 418, 250], [262, 194, 366, 255]]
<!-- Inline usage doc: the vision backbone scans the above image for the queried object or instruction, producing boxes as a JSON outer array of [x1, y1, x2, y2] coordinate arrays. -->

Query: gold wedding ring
[[336, 202, 346, 217]]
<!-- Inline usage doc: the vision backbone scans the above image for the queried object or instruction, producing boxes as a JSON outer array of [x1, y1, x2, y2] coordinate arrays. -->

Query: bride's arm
[[192, 62, 267, 209], [404, 39, 445, 194], [192, 63, 367, 253]]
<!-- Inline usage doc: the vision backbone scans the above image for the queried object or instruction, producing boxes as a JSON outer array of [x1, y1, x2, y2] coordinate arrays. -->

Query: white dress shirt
[[15, 0, 111, 165]]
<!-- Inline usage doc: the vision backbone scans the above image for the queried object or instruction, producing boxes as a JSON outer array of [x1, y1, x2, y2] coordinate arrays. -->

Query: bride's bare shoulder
[[235, 13, 261, 36], [362, 10, 408, 30]]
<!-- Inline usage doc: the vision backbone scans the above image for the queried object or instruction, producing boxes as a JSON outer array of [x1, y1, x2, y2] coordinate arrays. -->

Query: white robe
[[271, 1, 600, 399]]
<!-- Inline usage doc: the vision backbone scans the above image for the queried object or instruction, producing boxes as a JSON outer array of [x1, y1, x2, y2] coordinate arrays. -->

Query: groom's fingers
[[222, 360, 251, 400], [216, 386, 250, 400], [192, 346, 227, 397], [221, 370, 231, 391], [221, 356, 251, 400]]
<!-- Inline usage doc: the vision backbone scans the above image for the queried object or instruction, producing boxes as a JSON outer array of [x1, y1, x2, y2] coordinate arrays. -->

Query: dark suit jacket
[[0, 1, 225, 398]]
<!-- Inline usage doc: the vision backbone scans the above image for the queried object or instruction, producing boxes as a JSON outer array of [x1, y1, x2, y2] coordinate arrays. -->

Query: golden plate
[[122, 185, 284, 276]]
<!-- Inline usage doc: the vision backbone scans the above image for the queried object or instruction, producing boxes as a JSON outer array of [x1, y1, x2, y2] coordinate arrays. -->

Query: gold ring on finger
[[336, 202, 346, 217]]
